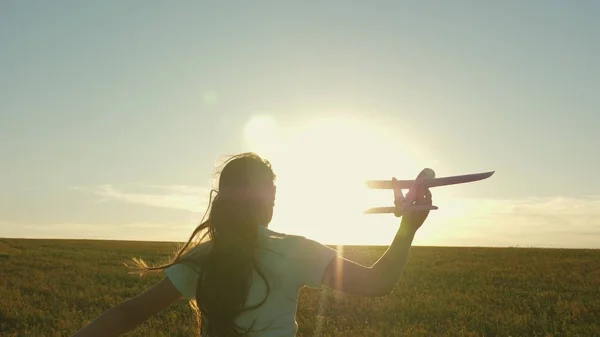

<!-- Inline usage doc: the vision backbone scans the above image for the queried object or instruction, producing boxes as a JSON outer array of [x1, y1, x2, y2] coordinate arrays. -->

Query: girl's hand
[[400, 187, 433, 232]]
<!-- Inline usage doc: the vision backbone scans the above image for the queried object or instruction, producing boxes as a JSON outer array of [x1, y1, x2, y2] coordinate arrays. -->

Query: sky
[[1, 1, 599, 248]]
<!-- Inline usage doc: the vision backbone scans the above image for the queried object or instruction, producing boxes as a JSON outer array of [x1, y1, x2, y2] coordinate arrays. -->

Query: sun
[[242, 114, 431, 245], [242, 115, 280, 157]]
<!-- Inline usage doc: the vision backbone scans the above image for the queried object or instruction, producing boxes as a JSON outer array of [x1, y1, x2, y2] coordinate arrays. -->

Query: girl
[[72, 152, 435, 337]]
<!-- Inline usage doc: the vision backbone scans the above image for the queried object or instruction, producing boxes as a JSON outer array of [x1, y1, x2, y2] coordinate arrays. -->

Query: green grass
[[1, 238, 599, 336]]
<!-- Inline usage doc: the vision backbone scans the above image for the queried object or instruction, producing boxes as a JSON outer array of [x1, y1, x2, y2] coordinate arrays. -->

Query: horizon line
[[2, 236, 599, 250]]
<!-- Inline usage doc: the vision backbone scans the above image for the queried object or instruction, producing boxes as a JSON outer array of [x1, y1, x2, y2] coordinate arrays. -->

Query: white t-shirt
[[164, 226, 338, 336]]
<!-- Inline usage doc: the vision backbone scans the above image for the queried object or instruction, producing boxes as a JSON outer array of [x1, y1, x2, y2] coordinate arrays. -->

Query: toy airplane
[[364, 168, 494, 217]]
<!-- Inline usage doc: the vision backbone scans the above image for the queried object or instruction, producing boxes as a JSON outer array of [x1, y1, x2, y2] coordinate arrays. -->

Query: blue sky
[[1, 1, 599, 248]]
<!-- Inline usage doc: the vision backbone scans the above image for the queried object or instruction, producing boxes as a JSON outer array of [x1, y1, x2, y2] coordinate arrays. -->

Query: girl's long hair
[[130, 152, 276, 336]]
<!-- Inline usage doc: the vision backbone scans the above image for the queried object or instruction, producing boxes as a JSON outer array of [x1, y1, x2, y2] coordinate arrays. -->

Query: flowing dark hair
[[131, 152, 276, 336]]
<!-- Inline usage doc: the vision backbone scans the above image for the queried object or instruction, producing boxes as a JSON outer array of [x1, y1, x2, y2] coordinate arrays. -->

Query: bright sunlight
[[241, 114, 443, 245]]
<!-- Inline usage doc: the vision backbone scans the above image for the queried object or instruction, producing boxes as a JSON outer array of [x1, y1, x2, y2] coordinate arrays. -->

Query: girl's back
[[165, 226, 337, 336]]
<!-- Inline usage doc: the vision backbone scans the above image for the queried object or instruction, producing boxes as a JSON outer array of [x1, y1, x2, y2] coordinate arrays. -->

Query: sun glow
[[242, 114, 434, 245]]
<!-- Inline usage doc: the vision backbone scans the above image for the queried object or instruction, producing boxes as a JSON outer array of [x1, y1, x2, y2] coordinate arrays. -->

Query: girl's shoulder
[[259, 227, 336, 259], [260, 227, 308, 249], [259, 227, 337, 288]]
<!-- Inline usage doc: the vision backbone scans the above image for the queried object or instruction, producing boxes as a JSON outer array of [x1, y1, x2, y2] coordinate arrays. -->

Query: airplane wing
[[365, 171, 495, 189], [363, 206, 397, 214], [364, 206, 439, 214]]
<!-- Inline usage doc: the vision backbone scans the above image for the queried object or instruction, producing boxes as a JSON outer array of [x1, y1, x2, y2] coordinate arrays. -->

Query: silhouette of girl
[[72, 152, 434, 336]]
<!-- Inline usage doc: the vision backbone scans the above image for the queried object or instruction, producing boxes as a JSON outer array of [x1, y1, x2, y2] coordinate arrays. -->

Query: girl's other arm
[[71, 277, 184, 337]]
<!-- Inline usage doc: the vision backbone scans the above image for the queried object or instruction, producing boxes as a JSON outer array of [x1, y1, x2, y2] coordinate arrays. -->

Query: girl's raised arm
[[321, 188, 432, 297]]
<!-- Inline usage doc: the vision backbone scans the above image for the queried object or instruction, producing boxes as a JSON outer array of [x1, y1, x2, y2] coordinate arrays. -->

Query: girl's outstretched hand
[[400, 187, 433, 232]]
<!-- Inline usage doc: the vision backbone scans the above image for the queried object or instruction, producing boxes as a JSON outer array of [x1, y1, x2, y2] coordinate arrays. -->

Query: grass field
[[1, 238, 599, 337]]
